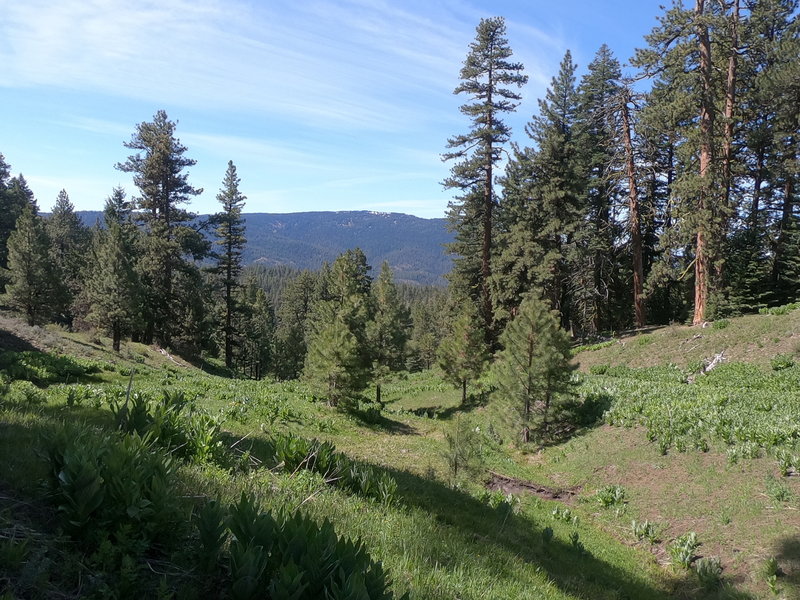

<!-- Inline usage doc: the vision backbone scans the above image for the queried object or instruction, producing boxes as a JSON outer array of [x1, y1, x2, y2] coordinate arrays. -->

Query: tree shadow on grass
[[531, 391, 616, 451], [404, 391, 489, 421], [0, 347, 105, 387], [372, 462, 697, 600], [346, 408, 418, 435], [365, 456, 761, 600], [0, 330, 40, 353], [773, 535, 800, 595], [180, 353, 236, 378]]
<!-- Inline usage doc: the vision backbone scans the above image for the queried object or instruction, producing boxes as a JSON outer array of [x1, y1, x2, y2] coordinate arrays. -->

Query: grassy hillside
[[2, 309, 800, 598]]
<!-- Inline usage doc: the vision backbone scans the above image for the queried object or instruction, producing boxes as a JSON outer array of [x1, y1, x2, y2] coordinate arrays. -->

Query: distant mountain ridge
[[75, 210, 453, 286]]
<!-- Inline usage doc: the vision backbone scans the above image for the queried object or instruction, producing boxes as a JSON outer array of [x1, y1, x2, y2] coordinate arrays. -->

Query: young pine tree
[[5, 205, 61, 325], [366, 262, 409, 404], [85, 189, 140, 351], [46, 189, 89, 324], [303, 249, 373, 404], [85, 223, 140, 351], [491, 293, 576, 444], [304, 306, 366, 406], [0, 155, 30, 275], [437, 302, 489, 404], [272, 270, 318, 379]]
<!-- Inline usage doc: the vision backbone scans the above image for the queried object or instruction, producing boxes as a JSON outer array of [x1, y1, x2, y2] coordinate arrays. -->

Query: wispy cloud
[[2, 0, 563, 131], [2, 0, 574, 217]]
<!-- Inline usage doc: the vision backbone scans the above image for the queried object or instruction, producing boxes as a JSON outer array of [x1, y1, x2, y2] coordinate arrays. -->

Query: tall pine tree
[[443, 17, 527, 340], [46, 189, 89, 324], [492, 51, 585, 333], [115, 110, 203, 346], [211, 161, 247, 369]]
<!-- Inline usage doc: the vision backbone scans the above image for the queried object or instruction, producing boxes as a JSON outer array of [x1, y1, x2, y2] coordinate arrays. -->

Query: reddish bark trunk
[[693, 0, 714, 326], [620, 88, 646, 328]]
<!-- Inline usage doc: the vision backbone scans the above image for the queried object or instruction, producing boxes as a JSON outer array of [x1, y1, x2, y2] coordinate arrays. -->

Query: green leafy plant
[[765, 475, 794, 503], [694, 556, 722, 589], [631, 519, 659, 544], [551, 506, 578, 525], [44, 426, 184, 548], [761, 556, 780, 595], [196, 499, 228, 571], [668, 532, 700, 569], [594, 484, 626, 508], [270, 433, 398, 504], [225, 493, 406, 600], [541, 526, 554, 545], [771, 353, 795, 371], [569, 531, 585, 554]]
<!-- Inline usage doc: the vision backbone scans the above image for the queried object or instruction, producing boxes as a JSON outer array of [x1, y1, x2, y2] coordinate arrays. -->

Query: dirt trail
[[486, 471, 579, 501]]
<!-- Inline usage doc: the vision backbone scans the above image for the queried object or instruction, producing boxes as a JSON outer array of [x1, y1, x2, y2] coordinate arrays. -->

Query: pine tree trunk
[[225, 279, 233, 369], [112, 322, 121, 352], [482, 89, 494, 342], [461, 378, 467, 405], [693, 0, 714, 326], [722, 0, 739, 210], [750, 146, 765, 229], [376, 383, 382, 405], [772, 148, 797, 294], [620, 89, 646, 327]]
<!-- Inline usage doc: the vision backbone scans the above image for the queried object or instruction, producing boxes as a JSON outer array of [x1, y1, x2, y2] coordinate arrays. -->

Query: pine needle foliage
[[437, 302, 489, 404], [491, 293, 576, 444], [443, 16, 527, 338]]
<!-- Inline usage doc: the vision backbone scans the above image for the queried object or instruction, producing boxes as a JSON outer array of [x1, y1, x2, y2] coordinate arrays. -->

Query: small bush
[[761, 556, 780, 595], [594, 485, 626, 508], [551, 506, 578, 524], [110, 389, 222, 464], [773, 448, 798, 476], [589, 364, 609, 375], [6, 380, 46, 406], [712, 319, 730, 330], [271, 433, 398, 504], [759, 302, 800, 315], [43, 426, 185, 548], [771, 353, 795, 371]]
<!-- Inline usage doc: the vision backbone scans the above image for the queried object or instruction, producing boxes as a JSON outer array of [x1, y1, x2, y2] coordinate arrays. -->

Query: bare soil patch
[[486, 471, 580, 501]]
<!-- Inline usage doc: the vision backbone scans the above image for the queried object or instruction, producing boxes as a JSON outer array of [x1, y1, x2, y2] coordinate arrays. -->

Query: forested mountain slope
[[75, 210, 452, 286]]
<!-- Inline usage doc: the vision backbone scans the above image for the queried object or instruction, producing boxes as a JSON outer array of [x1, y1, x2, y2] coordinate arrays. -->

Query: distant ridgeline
[[75, 210, 452, 286]]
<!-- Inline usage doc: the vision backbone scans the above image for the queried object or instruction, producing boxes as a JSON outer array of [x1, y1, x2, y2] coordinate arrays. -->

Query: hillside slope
[[75, 210, 452, 285], [574, 308, 800, 372]]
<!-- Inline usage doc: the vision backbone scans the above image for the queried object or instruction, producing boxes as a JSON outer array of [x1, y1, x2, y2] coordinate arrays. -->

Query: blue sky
[[2, 0, 666, 218]]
